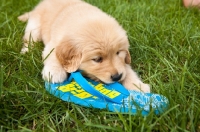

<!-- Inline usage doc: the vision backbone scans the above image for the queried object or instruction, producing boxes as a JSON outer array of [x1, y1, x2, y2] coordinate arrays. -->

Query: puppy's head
[[56, 19, 131, 84]]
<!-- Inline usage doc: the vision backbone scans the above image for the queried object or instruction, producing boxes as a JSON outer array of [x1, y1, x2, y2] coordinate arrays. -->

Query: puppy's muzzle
[[111, 73, 122, 82]]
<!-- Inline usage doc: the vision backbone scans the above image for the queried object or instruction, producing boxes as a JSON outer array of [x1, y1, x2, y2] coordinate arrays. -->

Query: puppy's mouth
[[81, 72, 103, 83], [81, 71, 122, 84]]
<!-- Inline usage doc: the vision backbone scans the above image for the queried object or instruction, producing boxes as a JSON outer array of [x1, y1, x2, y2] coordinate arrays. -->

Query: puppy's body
[[19, 0, 150, 92]]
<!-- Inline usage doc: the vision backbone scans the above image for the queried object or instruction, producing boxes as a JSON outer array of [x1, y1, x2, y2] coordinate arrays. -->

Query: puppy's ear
[[56, 42, 82, 73], [125, 50, 131, 64]]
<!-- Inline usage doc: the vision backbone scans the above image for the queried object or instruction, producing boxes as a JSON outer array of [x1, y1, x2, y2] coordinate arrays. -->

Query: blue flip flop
[[45, 71, 169, 115]]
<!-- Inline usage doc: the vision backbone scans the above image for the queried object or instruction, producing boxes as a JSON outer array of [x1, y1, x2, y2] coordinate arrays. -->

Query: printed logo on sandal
[[93, 83, 121, 99], [57, 81, 121, 99]]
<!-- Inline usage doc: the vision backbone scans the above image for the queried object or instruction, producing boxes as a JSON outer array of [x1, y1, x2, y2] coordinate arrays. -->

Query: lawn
[[0, 0, 200, 131]]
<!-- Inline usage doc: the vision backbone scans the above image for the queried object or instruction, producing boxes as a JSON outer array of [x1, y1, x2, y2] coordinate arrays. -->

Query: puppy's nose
[[111, 73, 122, 82]]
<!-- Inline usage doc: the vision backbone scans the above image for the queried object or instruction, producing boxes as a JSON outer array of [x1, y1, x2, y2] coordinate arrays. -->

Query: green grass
[[1, 0, 200, 131]]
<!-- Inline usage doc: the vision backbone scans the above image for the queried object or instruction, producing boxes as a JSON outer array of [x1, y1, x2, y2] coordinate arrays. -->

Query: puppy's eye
[[116, 51, 120, 55], [92, 57, 103, 63]]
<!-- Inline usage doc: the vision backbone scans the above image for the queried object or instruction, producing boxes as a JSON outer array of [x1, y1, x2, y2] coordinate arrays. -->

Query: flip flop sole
[[45, 80, 147, 115], [45, 72, 169, 115]]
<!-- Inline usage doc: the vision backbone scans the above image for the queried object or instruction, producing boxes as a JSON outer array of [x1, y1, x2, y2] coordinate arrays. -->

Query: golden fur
[[19, 0, 150, 92]]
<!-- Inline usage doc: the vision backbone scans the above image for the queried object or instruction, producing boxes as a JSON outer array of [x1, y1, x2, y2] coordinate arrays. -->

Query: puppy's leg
[[18, 12, 29, 22], [20, 14, 41, 53], [122, 65, 150, 93], [42, 44, 67, 83]]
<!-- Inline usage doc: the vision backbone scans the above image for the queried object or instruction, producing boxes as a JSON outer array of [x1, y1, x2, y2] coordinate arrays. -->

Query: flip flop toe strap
[[69, 71, 130, 104]]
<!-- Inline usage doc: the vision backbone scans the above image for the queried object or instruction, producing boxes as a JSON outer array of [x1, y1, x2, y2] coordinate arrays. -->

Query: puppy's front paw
[[140, 83, 151, 93], [42, 65, 67, 83], [123, 82, 151, 93]]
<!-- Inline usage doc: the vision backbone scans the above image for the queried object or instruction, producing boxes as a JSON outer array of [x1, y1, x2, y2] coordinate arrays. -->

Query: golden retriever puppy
[[18, 0, 150, 92]]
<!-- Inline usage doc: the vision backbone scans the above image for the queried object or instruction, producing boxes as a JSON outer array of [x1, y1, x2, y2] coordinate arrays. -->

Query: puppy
[[18, 0, 150, 92]]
